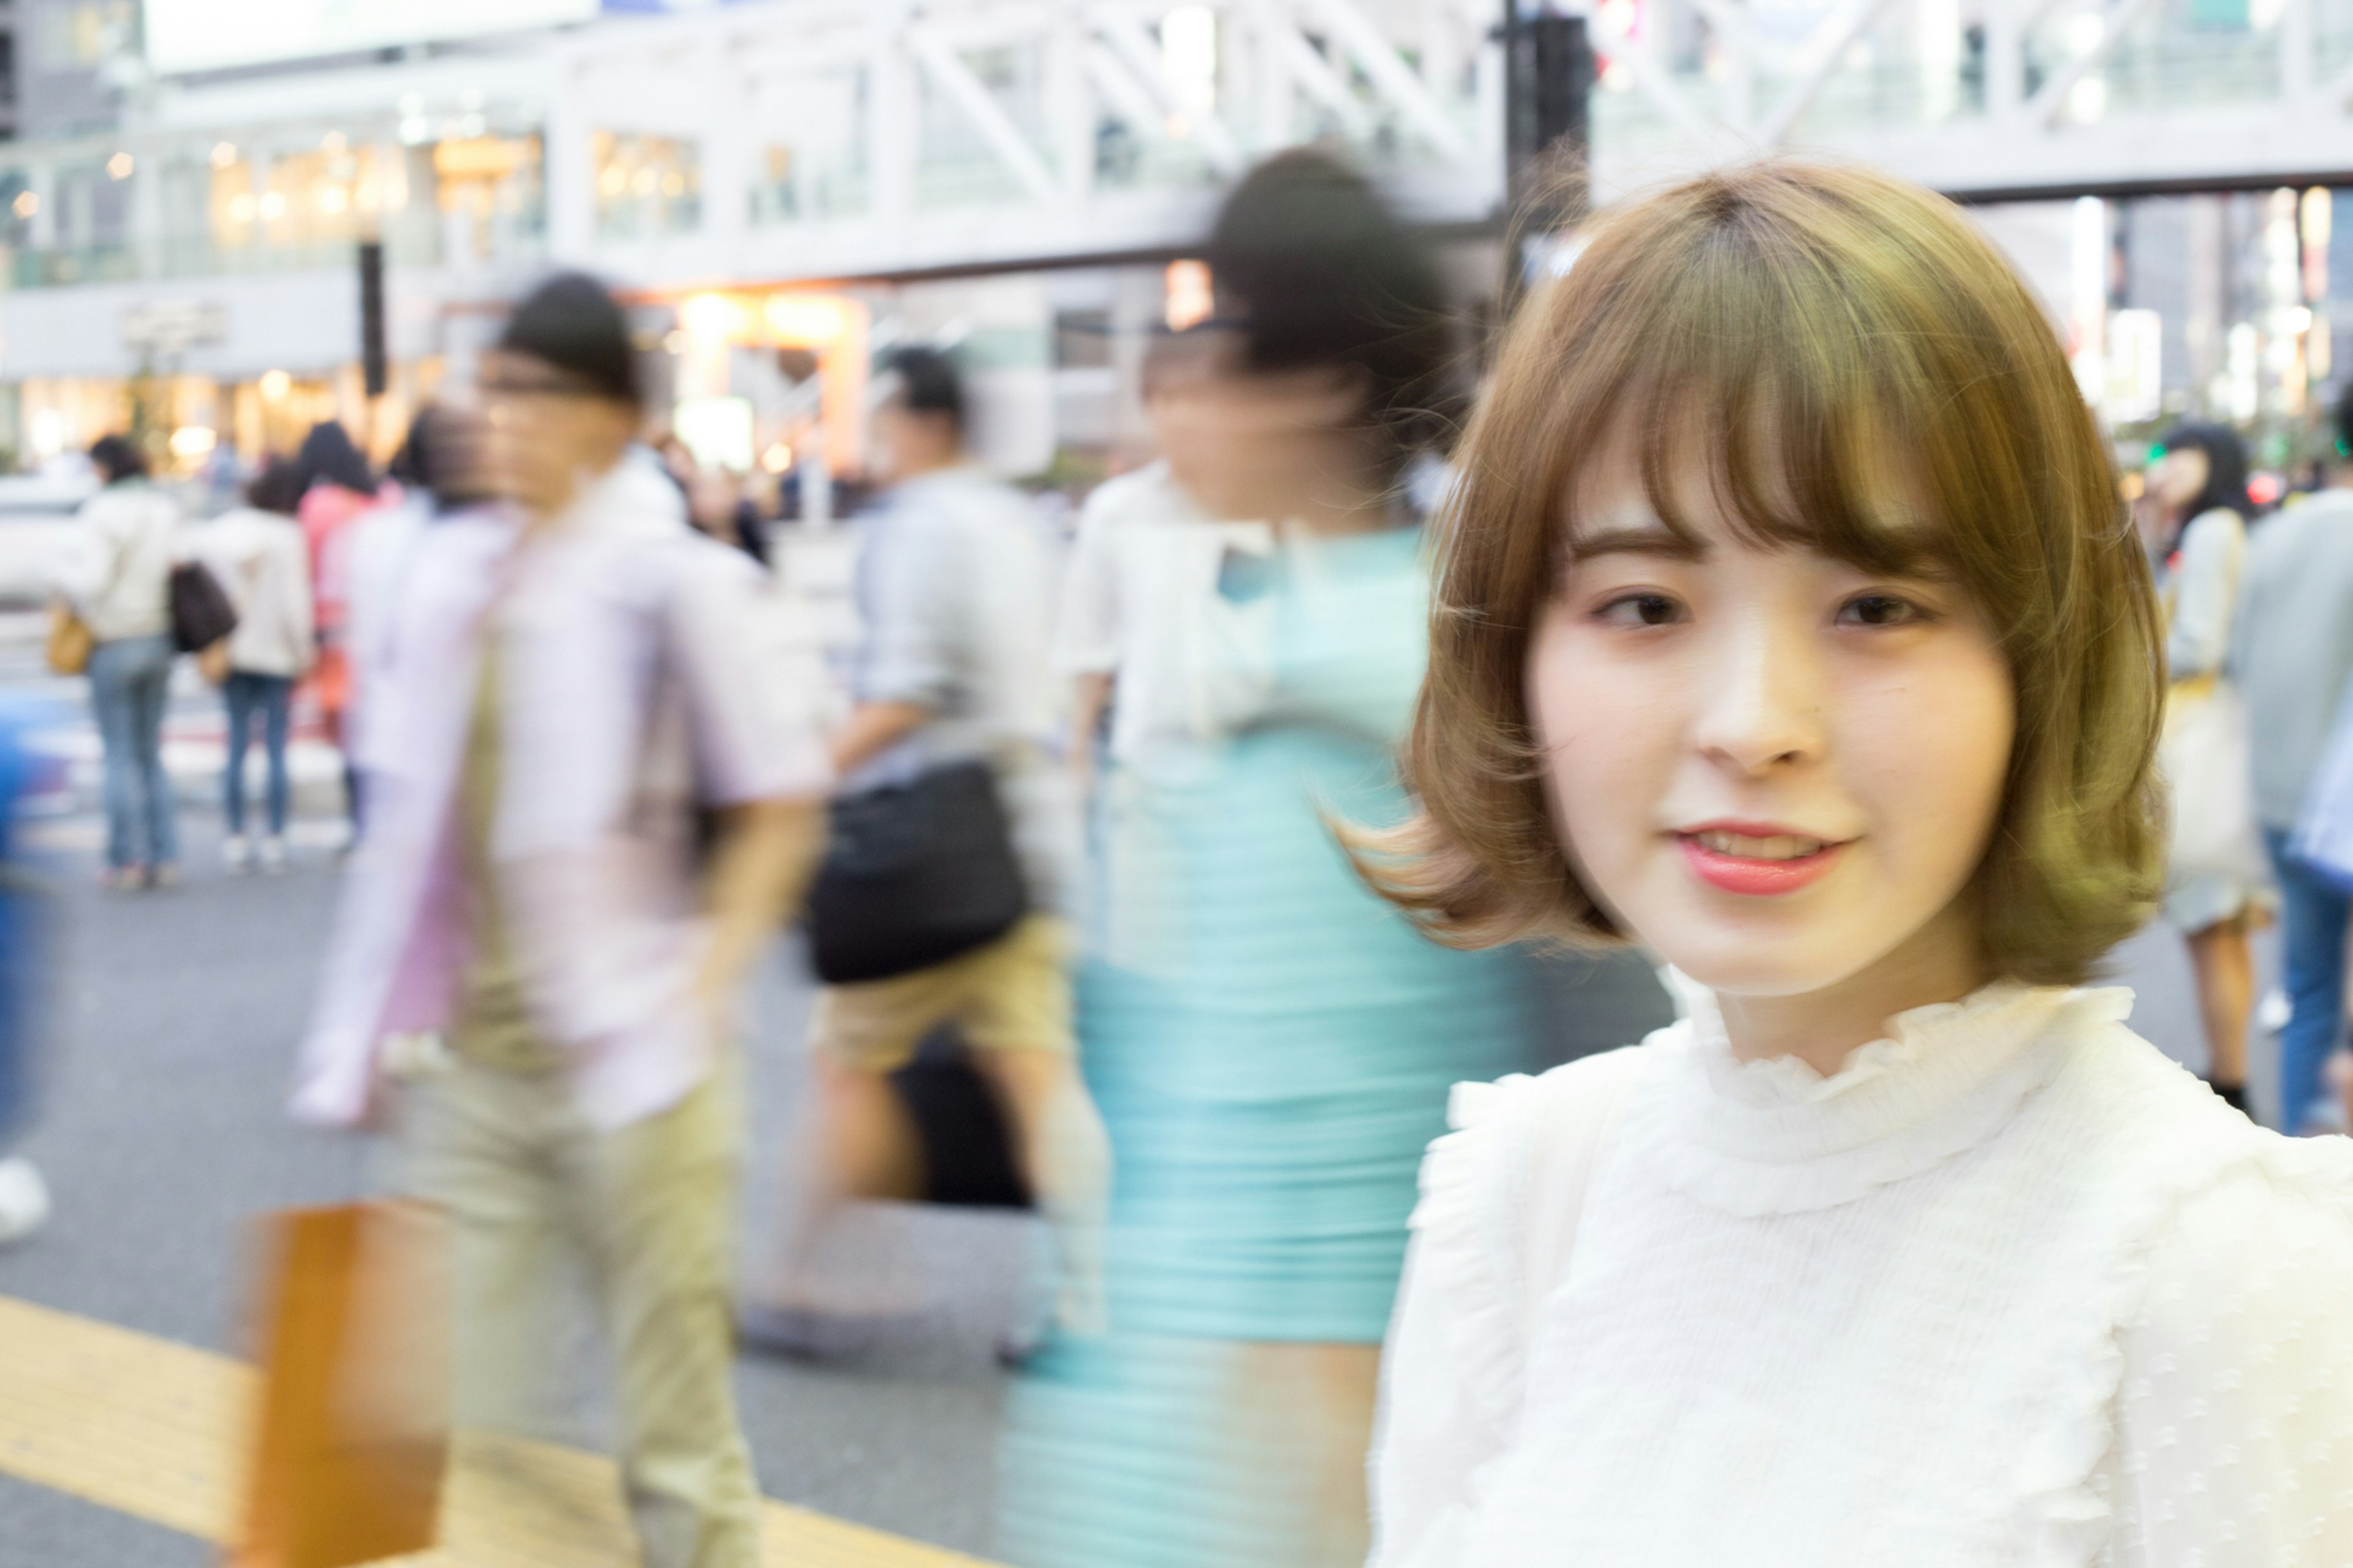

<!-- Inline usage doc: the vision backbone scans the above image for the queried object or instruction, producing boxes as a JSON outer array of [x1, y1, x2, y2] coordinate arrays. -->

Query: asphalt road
[[0, 819, 1031, 1564]]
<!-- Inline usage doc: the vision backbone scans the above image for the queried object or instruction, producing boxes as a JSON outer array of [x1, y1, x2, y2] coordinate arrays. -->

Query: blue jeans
[[2265, 827, 2351, 1133], [88, 634, 180, 871], [223, 671, 293, 838]]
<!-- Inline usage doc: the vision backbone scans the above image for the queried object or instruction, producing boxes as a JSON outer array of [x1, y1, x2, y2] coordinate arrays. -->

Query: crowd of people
[[13, 148, 2353, 1566]]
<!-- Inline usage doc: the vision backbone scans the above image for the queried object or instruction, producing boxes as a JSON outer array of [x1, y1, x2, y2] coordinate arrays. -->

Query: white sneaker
[[0, 1157, 50, 1244], [222, 834, 252, 874], [257, 836, 288, 875]]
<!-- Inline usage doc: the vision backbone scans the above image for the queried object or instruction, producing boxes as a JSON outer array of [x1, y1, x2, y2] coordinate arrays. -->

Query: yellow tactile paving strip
[[0, 1294, 1001, 1566]]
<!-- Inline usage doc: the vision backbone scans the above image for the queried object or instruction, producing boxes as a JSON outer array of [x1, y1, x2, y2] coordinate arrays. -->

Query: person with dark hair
[[743, 341, 1108, 1359], [54, 433, 181, 889], [2237, 386, 2353, 1131], [196, 458, 314, 873], [999, 151, 1526, 1568], [296, 271, 829, 1568], [2144, 421, 2271, 1113], [292, 420, 383, 841]]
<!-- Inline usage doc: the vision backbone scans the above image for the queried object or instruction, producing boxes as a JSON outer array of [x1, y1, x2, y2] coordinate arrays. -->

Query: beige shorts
[[808, 913, 1074, 1072]]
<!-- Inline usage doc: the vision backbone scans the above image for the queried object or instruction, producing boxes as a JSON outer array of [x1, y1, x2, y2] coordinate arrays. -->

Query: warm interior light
[[763, 294, 851, 346], [211, 142, 238, 169], [762, 442, 794, 474], [1164, 259, 1214, 331], [169, 426, 218, 459], [12, 191, 36, 220], [106, 152, 134, 181], [259, 369, 292, 401], [681, 293, 750, 343]]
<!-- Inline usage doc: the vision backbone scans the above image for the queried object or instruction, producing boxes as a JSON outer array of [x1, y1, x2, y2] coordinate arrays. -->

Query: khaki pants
[[808, 912, 1075, 1069], [406, 1055, 760, 1568]]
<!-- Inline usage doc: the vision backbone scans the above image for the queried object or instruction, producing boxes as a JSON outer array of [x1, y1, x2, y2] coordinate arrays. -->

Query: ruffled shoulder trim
[[2015, 1027, 2353, 1564], [1408, 1039, 1665, 1430]]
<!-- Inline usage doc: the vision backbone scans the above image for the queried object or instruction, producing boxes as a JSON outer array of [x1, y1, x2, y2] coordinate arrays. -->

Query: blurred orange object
[[232, 1201, 449, 1568]]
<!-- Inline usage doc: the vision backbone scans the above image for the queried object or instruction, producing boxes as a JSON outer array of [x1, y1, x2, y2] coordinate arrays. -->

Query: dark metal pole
[[1500, 7, 1596, 314]]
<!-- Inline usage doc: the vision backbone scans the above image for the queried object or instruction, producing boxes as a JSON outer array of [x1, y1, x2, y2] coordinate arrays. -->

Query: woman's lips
[[1675, 831, 1849, 896]]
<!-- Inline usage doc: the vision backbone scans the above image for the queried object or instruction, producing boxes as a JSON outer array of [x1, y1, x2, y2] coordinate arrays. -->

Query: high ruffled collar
[[1626, 978, 2135, 1215]]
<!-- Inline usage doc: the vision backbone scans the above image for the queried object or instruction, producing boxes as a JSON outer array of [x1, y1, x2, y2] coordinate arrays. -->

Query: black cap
[[498, 271, 640, 409]]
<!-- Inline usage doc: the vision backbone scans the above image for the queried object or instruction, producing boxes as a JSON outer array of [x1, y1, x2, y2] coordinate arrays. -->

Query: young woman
[[293, 420, 385, 838], [1360, 162, 2353, 1564], [199, 458, 315, 873], [2141, 422, 2270, 1113], [58, 435, 182, 890], [1001, 152, 1533, 1568]]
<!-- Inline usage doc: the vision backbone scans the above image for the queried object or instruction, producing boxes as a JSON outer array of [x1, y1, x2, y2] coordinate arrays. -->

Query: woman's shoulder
[[2050, 1015, 2353, 1249], [1412, 1040, 1669, 1282], [1405, 1039, 1670, 1422]]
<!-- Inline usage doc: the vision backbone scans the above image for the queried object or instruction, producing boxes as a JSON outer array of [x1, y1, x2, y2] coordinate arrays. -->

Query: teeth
[[1696, 830, 1827, 861]]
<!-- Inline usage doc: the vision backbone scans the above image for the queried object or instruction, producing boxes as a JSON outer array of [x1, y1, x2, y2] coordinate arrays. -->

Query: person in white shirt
[[295, 274, 830, 1568], [1053, 332, 1274, 805], [1351, 161, 2353, 1567], [55, 434, 184, 890], [197, 458, 315, 874]]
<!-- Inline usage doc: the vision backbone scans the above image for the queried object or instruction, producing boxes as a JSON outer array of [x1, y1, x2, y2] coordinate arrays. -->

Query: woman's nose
[[1691, 611, 1827, 775]]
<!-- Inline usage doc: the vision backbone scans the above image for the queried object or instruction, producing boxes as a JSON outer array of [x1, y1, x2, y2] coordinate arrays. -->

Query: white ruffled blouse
[[1370, 982, 2353, 1567]]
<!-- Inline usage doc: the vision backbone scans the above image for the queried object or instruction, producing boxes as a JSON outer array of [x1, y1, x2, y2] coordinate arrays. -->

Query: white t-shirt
[[1051, 461, 1271, 767], [850, 464, 1074, 911]]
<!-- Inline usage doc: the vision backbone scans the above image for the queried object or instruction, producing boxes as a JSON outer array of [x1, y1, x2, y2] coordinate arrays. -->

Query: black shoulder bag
[[806, 759, 1027, 985]]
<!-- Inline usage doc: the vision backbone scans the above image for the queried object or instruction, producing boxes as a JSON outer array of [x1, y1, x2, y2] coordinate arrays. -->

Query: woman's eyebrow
[[1564, 523, 1708, 562]]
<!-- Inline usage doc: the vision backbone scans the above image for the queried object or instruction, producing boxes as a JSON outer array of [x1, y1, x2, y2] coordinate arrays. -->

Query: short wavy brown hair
[[1355, 160, 2164, 985]]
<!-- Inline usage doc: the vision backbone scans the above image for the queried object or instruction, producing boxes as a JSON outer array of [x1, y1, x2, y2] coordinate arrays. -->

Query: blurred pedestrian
[[2145, 422, 2271, 1113], [55, 434, 181, 890], [1052, 332, 1249, 808], [293, 420, 384, 839], [197, 458, 314, 874], [0, 692, 51, 1245], [743, 346, 1107, 1354], [294, 273, 831, 1568], [1359, 159, 2353, 1567], [2245, 386, 2353, 1131], [1001, 152, 1528, 1568]]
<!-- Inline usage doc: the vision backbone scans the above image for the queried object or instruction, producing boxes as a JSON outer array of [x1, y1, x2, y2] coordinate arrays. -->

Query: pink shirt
[[292, 458, 830, 1129]]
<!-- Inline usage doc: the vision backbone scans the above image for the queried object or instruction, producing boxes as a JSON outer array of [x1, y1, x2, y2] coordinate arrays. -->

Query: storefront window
[[432, 135, 544, 266], [747, 69, 870, 225], [593, 132, 701, 241]]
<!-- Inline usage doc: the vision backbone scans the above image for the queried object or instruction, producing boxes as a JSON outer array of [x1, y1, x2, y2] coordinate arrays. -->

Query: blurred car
[[0, 474, 96, 609]]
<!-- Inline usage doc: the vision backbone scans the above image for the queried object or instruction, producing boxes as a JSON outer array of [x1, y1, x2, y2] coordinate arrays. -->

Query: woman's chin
[[1648, 930, 1877, 1004]]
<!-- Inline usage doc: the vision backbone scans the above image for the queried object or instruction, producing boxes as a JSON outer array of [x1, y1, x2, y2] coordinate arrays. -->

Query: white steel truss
[[1571, 0, 2353, 203], [545, 0, 1507, 284]]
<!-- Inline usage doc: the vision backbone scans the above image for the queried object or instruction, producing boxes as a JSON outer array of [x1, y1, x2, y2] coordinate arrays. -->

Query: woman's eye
[[1836, 593, 1928, 628], [1597, 593, 1686, 627]]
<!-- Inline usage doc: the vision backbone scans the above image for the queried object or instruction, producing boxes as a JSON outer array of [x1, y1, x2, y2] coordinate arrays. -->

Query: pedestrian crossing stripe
[[0, 1292, 1001, 1567]]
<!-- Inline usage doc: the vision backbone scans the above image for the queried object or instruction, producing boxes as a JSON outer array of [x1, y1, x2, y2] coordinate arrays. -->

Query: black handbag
[[807, 759, 1028, 984], [168, 561, 238, 654]]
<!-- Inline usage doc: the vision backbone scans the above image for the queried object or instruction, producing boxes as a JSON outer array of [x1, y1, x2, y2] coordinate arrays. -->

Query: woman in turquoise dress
[[1001, 151, 1531, 1568]]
